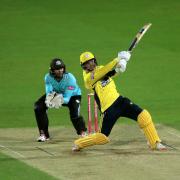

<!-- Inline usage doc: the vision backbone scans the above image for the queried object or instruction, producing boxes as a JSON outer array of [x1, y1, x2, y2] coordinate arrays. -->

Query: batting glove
[[118, 51, 131, 62], [115, 59, 127, 73]]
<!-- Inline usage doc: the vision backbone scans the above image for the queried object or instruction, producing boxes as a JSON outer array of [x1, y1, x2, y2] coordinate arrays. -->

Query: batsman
[[72, 51, 167, 151]]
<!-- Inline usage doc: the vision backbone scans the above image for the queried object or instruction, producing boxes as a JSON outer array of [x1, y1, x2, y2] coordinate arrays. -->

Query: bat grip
[[128, 38, 137, 52]]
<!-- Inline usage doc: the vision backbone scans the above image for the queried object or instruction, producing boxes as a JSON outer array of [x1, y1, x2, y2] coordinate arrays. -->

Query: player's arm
[[105, 69, 117, 77], [83, 58, 118, 89], [115, 51, 131, 73], [63, 74, 78, 104], [44, 74, 53, 94], [44, 75, 64, 109]]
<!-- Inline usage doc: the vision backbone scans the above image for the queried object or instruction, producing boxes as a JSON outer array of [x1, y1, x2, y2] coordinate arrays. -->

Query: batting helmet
[[49, 58, 66, 76], [80, 52, 95, 65]]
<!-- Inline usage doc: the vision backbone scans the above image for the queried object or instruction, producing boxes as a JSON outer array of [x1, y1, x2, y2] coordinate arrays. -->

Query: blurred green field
[[0, 0, 180, 179], [0, 152, 57, 179], [0, 0, 180, 129]]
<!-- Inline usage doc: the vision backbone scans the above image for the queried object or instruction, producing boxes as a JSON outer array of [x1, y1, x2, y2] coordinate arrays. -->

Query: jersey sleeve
[[44, 74, 53, 94], [83, 58, 118, 89], [63, 73, 77, 104]]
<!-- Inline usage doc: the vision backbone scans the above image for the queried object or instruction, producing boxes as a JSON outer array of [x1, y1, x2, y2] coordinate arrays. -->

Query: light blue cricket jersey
[[44, 72, 81, 104]]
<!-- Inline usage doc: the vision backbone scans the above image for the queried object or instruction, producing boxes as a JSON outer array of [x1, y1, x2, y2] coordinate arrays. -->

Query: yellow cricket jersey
[[83, 58, 120, 113]]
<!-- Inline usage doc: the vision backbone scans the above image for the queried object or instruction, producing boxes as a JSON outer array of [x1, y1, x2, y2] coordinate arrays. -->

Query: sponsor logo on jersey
[[101, 79, 110, 87], [68, 86, 75, 90]]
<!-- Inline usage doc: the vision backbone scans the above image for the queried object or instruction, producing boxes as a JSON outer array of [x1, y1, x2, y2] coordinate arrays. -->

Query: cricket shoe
[[37, 134, 50, 142], [72, 144, 80, 152], [155, 142, 167, 151], [147, 141, 167, 151], [80, 131, 88, 138]]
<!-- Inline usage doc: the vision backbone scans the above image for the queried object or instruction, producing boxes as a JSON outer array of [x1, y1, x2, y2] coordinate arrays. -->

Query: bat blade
[[128, 23, 152, 52]]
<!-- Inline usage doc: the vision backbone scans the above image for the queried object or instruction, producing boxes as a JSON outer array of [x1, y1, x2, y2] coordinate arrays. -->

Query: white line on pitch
[[35, 146, 56, 156], [167, 131, 180, 138], [0, 144, 25, 158], [0, 140, 23, 143]]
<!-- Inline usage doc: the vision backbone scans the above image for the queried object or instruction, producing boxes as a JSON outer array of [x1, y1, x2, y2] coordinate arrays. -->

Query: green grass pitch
[[0, 152, 57, 180], [0, 0, 180, 179]]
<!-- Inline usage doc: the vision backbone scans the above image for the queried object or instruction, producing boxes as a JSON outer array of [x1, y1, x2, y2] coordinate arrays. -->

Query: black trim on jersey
[[92, 81, 98, 87], [105, 70, 116, 77], [93, 89, 101, 112], [92, 70, 116, 112], [92, 69, 116, 112], [92, 70, 116, 87]]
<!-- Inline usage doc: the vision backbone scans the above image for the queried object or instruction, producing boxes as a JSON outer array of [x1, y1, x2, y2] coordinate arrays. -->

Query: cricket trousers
[[101, 96, 143, 136], [34, 94, 87, 137]]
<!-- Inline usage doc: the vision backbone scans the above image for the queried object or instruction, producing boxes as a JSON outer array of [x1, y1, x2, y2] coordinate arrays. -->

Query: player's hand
[[118, 51, 131, 62], [115, 59, 127, 73]]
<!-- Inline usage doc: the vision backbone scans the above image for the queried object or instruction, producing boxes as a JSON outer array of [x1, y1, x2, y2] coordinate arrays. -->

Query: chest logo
[[68, 86, 75, 90], [101, 79, 110, 87]]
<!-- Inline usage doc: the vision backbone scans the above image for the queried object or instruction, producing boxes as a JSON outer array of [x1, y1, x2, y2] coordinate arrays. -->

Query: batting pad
[[137, 110, 161, 149], [74, 133, 110, 149]]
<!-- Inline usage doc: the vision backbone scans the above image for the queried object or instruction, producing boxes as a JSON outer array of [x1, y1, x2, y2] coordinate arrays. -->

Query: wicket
[[87, 93, 99, 134]]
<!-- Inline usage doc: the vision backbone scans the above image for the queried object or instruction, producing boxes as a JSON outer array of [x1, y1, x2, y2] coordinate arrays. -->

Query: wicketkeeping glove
[[45, 92, 64, 109]]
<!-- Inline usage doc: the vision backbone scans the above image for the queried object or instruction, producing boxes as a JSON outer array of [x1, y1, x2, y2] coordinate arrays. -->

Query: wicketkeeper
[[34, 58, 87, 142], [72, 51, 167, 151]]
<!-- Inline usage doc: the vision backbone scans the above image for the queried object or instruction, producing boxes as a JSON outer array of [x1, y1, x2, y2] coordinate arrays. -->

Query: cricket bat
[[128, 23, 152, 52]]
